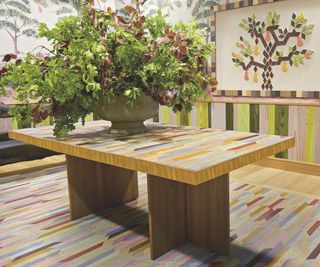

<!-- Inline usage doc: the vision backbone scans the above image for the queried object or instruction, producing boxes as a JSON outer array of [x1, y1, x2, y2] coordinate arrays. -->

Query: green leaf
[[302, 24, 314, 37], [0, 20, 19, 32], [6, 0, 30, 13], [21, 28, 36, 37]]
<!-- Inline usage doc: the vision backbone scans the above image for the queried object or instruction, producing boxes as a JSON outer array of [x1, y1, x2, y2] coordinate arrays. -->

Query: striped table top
[[9, 120, 294, 185]]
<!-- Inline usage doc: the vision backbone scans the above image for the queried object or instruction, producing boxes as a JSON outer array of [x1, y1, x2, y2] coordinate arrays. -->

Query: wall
[[0, 0, 116, 57], [0, 0, 238, 56], [158, 103, 320, 163], [3, 0, 319, 165], [216, 0, 320, 92]]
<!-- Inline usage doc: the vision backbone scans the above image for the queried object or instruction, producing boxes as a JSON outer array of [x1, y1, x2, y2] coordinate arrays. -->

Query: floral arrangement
[[0, 0, 216, 137]]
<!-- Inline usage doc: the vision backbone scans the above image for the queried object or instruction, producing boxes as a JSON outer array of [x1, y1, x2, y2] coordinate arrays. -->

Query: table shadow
[[94, 202, 274, 266]]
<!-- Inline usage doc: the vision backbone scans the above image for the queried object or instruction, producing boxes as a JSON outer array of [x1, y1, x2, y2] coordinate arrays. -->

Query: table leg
[[147, 174, 229, 260], [186, 174, 230, 255], [66, 155, 138, 220]]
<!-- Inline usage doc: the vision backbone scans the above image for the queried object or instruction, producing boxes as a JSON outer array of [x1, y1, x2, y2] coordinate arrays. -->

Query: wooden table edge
[[9, 130, 295, 186]]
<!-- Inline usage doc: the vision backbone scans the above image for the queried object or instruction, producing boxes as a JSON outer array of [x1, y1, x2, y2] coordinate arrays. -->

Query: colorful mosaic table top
[[9, 120, 294, 185]]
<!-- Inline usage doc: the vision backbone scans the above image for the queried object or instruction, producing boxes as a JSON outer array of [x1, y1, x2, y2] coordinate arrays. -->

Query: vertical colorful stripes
[[275, 105, 289, 158], [177, 108, 190, 126], [159, 106, 170, 125], [85, 113, 94, 122], [288, 106, 306, 161], [11, 118, 19, 130], [237, 104, 250, 132], [211, 103, 226, 130], [158, 102, 320, 163], [275, 106, 289, 137], [0, 118, 12, 134], [305, 107, 317, 162], [226, 103, 234, 130], [315, 108, 320, 163], [195, 102, 209, 128], [250, 104, 259, 133], [267, 105, 276, 135], [2, 102, 320, 164]]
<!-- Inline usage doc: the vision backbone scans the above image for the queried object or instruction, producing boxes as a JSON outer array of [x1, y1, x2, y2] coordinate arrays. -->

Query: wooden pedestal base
[[147, 174, 229, 260], [66, 155, 138, 220], [66, 156, 229, 259]]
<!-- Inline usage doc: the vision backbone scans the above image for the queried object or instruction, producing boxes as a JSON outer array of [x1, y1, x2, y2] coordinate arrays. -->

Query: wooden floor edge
[[229, 177, 320, 198], [0, 155, 66, 178], [254, 157, 320, 177], [1, 154, 319, 180]]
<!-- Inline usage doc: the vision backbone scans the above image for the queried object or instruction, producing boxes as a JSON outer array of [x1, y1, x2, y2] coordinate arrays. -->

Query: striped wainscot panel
[[2, 104, 319, 164], [159, 102, 320, 163], [0, 113, 94, 133], [0, 118, 12, 134]]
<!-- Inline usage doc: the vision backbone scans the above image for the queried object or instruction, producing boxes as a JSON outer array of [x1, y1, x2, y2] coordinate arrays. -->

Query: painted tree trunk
[[262, 65, 273, 90], [13, 37, 18, 56]]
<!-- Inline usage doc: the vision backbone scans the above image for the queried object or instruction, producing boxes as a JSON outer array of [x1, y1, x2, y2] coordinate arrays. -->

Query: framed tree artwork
[[211, 0, 320, 98]]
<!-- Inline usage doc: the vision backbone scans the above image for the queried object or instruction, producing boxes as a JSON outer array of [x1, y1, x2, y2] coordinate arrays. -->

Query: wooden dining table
[[9, 120, 294, 260]]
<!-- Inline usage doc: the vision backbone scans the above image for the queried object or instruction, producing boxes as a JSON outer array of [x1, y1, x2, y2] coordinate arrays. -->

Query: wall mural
[[0, 0, 235, 115], [53, 0, 83, 17], [143, 0, 182, 16], [117, 0, 182, 16], [187, 0, 219, 30], [215, 0, 320, 96], [0, 0, 236, 57], [0, 0, 232, 105], [232, 12, 314, 90], [0, 0, 114, 57], [0, 0, 39, 55]]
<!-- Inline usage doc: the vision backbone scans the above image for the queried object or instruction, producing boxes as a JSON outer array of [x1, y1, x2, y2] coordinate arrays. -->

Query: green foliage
[[266, 11, 280, 27], [301, 24, 314, 38], [0, 2, 216, 137], [236, 37, 252, 58]]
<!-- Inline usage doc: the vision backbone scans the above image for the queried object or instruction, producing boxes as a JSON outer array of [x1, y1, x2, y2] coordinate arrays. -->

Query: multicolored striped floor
[[1, 166, 320, 266]]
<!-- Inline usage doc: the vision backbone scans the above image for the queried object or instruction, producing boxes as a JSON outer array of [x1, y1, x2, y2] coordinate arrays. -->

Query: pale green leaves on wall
[[0, 0, 39, 55]]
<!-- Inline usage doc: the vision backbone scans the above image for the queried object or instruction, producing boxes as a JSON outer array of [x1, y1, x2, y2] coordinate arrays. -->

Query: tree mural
[[35, 0, 110, 17], [187, 0, 219, 30], [32, 0, 80, 16], [117, 0, 181, 17], [54, 0, 109, 16], [232, 11, 314, 90], [55, 0, 82, 16], [0, 0, 39, 55], [144, 0, 182, 16], [33, 0, 58, 13]]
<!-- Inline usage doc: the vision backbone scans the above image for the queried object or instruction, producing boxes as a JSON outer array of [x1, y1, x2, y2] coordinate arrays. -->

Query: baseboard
[[1, 154, 318, 179], [254, 157, 320, 177], [0, 155, 66, 178]]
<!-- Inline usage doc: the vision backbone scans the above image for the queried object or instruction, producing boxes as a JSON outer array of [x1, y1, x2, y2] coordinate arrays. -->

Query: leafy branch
[[0, 1, 216, 137]]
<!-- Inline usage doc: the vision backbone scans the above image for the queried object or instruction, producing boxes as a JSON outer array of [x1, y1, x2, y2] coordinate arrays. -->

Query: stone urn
[[94, 94, 159, 135]]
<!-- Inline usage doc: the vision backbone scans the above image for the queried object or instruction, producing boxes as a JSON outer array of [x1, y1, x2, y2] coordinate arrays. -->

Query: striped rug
[[1, 166, 320, 266]]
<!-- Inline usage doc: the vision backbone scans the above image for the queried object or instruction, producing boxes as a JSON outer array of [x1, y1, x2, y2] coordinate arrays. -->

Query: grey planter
[[94, 94, 159, 135]]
